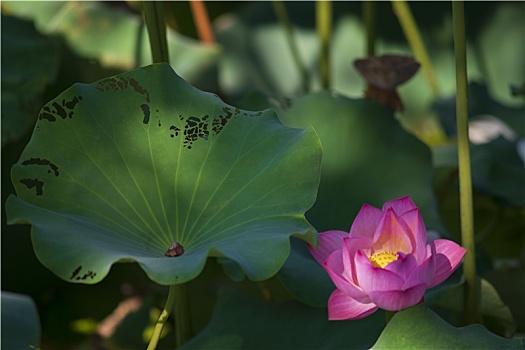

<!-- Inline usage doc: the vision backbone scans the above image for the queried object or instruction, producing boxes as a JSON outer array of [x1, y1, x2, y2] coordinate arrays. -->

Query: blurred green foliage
[[1, 1, 523, 349]]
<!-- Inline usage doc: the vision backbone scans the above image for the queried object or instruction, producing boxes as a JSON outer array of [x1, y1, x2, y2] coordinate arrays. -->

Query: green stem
[[174, 283, 192, 348], [147, 284, 192, 350], [272, 1, 310, 93], [385, 310, 394, 325], [452, 1, 478, 325], [392, 1, 440, 98], [147, 285, 177, 350], [316, 0, 332, 90], [363, 1, 376, 57], [143, 1, 170, 64]]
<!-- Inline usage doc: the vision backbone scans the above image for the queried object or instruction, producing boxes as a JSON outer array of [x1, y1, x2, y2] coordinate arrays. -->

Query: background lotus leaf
[[181, 288, 384, 350], [372, 303, 523, 349], [1, 14, 60, 147], [214, 2, 524, 138], [1, 291, 41, 350], [278, 91, 442, 233], [2, 1, 220, 88], [6, 63, 321, 286]]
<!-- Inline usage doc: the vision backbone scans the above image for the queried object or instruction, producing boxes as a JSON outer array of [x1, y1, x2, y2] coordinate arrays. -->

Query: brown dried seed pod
[[353, 55, 420, 91]]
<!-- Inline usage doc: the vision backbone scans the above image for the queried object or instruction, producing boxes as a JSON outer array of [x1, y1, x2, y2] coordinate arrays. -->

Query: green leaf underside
[[6, 63, 321, 285], [372, 304, 523, 349]]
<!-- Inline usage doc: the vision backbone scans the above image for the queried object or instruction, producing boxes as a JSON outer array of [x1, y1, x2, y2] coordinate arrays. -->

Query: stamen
[[368, 251, 398, 268]]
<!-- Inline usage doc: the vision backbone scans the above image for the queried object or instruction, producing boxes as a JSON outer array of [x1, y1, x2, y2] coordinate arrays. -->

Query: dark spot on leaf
[[96, 78, 118, 92], [181, 115, 210, 148], [20, 178, 44, 196], [96, 76, 150, 103], [165, 242, 184, 257], [21, 158, 59, 176], [75, 270, 97, 280], [170, 125, 180, 138], [52, 102, 67, 119], [64, 95, 83, 109], [70, 266, 82, 280], [223, 106, 233, 118], [38, 95, 82, 121], [39, 112, 56, 122], [141, 104, 150, 124], [187, 116, 199, 127], [174, 107, 256, 148], [128, 78, 150, 102]]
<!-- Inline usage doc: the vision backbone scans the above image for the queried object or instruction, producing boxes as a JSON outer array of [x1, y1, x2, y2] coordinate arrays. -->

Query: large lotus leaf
[[5, 63, 321, 286], [372, 303, 523, 349], [1, 291, 41, 350], [279, 91, 442, 232], [181, 288, 384, 350], [2, 1, 220, 86], [1, 14, 60, 147]]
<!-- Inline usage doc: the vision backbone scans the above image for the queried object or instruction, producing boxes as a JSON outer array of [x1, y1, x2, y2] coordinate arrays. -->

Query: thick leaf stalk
[[385, 310, 394, 325], [392, 1, 440, 98], [174, 283, 192, 347], [452, 1, 478, 324], [143, 1, 170, 63], [316, 0, 332, 89], [272, 1, 310, 93], [147, 285, 177, 350]]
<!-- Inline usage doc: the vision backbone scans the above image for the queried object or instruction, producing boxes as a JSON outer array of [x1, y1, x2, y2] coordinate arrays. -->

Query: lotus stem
[[272, 1, 310, 93], [452, 1, 478, 325], [392, 1, 440, 98], [146, 284, 191, 350], [316, 0, 332, 89], [385, 310, 394, 325], [147, 285, 176, 350], [143, 1, 170, 63], [174, 283, 192, 348], [189, 0, 215, 45], [363, 1, 376, 57]]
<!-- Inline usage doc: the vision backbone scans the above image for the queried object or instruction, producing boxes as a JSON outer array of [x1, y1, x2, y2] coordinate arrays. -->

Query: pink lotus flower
[[308, 196, 466, 320]]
